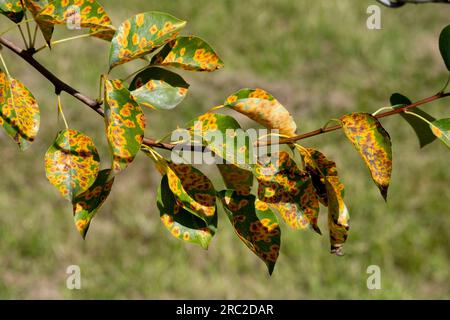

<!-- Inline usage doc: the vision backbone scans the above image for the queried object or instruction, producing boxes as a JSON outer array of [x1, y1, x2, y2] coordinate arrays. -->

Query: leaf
[[217, 164, 253, 195], [300, 148, 339, 206], [326, 177, 349, 256], [224, 88, 297, 137], [44, 129, 100, 201], [0, 0, 24, 23], [219, 190, 280, 275], [129, 67, 189, 110], [0, 71, 40, 150], [23, 0, 54, 45], [390, 93, 436, 148], [35, 0, 115, 44], [151, 36, 224, 72], [157, 175, 216, 249], [188, 113, 252, 170], [72, 169, 114, 239], [439, 24, 450, 71], [340, 113, 392, 201], [254, 151, 320, 234], [298, 148, 350, 253], [104, 79, 145, 175], [164, 161, 217, 225], [430, 118, 450, 149], [109, 11, 186, 69]]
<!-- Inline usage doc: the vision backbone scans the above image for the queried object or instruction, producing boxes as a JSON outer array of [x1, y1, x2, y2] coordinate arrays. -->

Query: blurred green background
[[0, 0, 449, 299]]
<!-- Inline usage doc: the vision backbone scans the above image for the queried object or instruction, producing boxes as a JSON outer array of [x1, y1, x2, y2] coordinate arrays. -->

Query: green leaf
[[35, 0, 115, 44], [44, 129, 100, 201], [430, 118, 450, 149], [219, 190, 280, 275], [326, 177, 349, 256], [0, 71, 40, 150], [151, 36, 224, 72], [224, 88, 297, 137], [72, 169, 114, 239], [23, 0, 54, 45], [390, 93, 436, 148], [157, 175, 216, 249], [340, 113, 392, 201], [254, 151, 321, 234], [188, 113, 252, 170], [129, 67, 189, 110], [217, 164, 253, 195], [439, 25, 450, 71], [104, 79, 145, 175], [0, 0, 24, 23], [109, 11, 186, 69], [164, 161, 217, 225]]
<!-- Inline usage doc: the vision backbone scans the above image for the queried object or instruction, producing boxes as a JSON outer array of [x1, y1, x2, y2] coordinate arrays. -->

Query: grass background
[[0, 0, 449, 299]]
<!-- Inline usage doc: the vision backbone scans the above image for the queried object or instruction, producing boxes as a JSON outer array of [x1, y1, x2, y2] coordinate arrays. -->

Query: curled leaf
[[300, 148, 338, 206], [326, 177, 349, 256], [72, 169, 114, 239], [219, 190, 280, 275], [104, 79, 145, 175], [0, 71, 40, 150], [255, 151, 320, 233], [152, 36, 224, 72], [44, 129, 100, 201], [157, 175, 216, 249], [109, 11, 186, 68], [129, 67, 189, 110], [23, 0, 54, 45], [224, 88, 297, 137], [340, 113, 392, 200], [430, 118, 450, 149]]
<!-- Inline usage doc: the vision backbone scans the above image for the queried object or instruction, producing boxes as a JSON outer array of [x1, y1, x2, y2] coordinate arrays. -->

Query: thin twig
[[0, 35, 449, 152]]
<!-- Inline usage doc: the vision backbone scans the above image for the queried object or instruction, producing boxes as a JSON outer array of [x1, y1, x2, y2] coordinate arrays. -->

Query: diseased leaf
[[224, 88, 297, 137], [300, 148, 339, 206], [430, 118, 450, 149], [218, 164, 253, 195], [299, 148, 349, 254], [35, 0, 115, 43], [44, 129, 100, 201], [165, 162, 217, 225], [158, 175, 216, 249], [326, 176, 349, 256], [72, 169, 114, 239], [0, 0, 24, 23], [439, 24, 450, 71], [390, 93, 436, 148], [0, 71, 40, 150], [188, 113, 252, 170], [219, 190, 280, 275], [104, 79, 145, 175], [255, 151, 320, 234], [152, 36, 224, 72], [109, 11, 186, 68], [23, 0, 54, 45], [340, 113, 392, 200], [129, 67, 189, 110]]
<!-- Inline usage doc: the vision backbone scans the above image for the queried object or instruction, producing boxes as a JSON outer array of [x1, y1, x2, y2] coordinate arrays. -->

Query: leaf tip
[[379, 185, 389, 202], [331, 245, 345, 257]]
